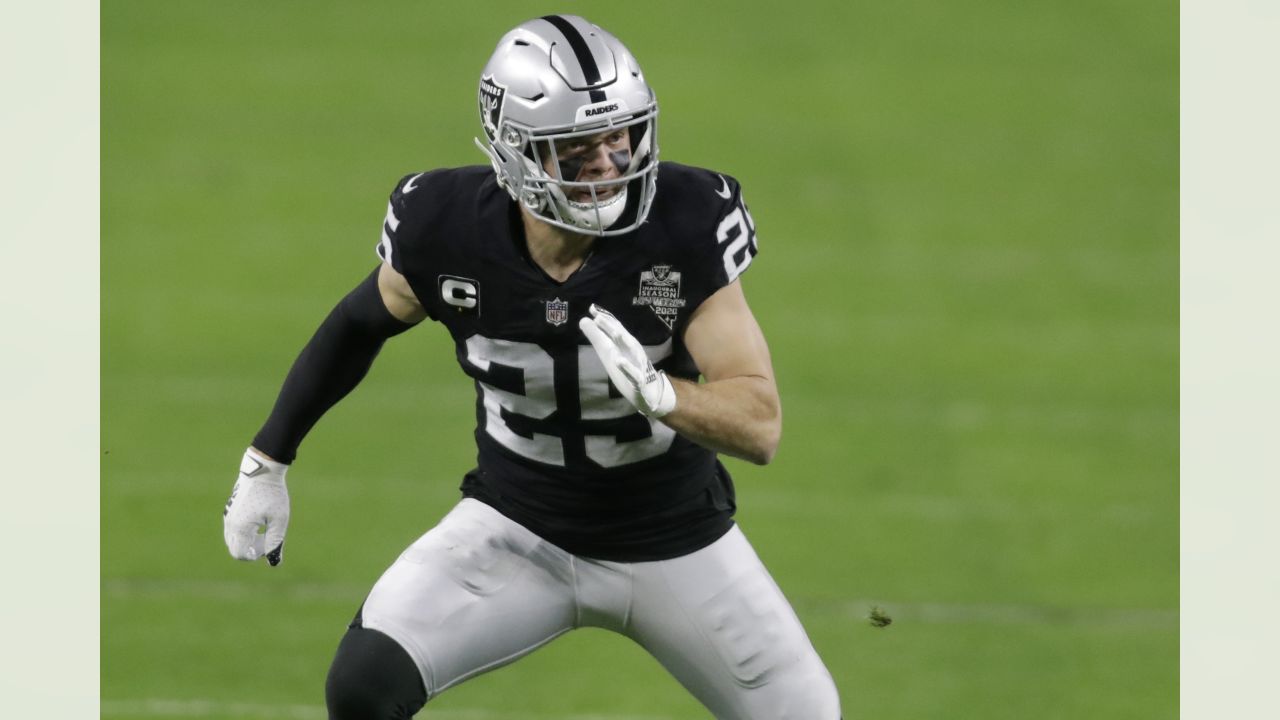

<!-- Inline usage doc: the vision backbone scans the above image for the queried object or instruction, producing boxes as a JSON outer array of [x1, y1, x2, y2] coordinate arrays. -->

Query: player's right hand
[[223, 447, 290, 566]]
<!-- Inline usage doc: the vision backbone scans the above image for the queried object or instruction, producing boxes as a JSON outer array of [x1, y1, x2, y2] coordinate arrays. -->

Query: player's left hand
[[579, 304, 677, 418]]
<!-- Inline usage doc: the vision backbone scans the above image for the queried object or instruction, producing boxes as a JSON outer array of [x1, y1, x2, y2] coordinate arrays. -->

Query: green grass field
[[102, 1, 1178, 717]]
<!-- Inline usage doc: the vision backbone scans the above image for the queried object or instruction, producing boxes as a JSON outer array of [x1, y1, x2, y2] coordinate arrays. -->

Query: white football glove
[[578, 304, 677, 418], [223, 448, 290, 566]]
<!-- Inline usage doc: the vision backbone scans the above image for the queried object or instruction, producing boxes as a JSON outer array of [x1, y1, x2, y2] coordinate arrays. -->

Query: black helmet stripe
[[540, 15, 608, 103]]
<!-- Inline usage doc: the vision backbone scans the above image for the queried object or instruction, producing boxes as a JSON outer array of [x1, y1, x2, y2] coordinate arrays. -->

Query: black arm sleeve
[[251, 268, 417, 464]]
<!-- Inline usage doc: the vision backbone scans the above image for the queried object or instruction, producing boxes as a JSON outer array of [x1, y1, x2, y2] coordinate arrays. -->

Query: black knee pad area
[[325, 625, 427, 720]]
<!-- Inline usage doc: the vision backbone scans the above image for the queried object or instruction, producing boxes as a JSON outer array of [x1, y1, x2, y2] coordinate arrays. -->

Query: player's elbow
[[753, 422, 782, 465], [744, 445, 776, 466], [747, 396, 782, 466]]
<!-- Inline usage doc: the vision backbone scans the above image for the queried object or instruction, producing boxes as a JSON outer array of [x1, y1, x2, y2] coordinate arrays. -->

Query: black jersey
[[375, 162, 760, 561]]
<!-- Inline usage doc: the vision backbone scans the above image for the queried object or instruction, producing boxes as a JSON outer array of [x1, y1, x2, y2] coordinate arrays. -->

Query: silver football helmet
[[474, 15, 659, 236]]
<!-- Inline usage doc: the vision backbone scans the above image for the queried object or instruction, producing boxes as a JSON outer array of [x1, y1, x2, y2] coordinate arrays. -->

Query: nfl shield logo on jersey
[[545, 297, 569, 326]]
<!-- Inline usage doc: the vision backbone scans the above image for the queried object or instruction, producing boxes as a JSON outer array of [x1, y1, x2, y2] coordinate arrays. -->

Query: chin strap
[[474, 137, 513, 198]]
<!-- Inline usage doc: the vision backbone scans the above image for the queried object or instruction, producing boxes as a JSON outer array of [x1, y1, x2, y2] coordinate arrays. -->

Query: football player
[[223, 15, 841, 719]]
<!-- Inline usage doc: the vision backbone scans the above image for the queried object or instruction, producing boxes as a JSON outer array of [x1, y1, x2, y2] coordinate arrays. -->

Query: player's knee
[[325, 625, 427, 720], [767, 659, 841, 720], [801, 664, 842, 719]]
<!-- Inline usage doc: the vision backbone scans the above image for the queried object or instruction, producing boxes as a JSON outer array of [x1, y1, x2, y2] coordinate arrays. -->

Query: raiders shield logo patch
[[631, 264, 687, 329], [479, 75, 507, 144], [545, 297, 569, 326]]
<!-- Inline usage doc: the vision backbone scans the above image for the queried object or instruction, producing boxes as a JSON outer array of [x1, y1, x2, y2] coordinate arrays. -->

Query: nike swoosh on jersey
[[715, 175, 731, 199], [403, 172, 425, 194]]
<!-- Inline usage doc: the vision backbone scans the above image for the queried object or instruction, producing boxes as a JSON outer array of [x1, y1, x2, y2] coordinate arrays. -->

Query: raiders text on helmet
[[474, 15, 659, 236]]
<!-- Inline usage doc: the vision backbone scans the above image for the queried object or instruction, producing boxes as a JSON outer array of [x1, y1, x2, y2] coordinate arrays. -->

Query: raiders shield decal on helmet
[[479, 75, 507, 144]]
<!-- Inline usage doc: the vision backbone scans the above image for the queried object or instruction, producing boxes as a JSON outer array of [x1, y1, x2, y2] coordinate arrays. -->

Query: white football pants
[[361, 498, 840, 719]]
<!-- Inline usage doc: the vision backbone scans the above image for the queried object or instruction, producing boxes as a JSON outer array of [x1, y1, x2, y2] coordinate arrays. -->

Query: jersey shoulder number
[[654, 163, 759, 288], [374, 166, 490, 276]]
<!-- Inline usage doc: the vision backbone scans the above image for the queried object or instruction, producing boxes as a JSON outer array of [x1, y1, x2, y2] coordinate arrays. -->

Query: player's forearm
[[252, 268, 416, 463], [251, 317, 385, 464], [663, 375, 781, 465]]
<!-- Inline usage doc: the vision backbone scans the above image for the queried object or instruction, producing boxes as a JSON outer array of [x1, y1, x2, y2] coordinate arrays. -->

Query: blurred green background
[[102, 1, 1178, 718]]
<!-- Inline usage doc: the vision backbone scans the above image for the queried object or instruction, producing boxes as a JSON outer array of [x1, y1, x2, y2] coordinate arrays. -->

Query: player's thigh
[[361, 498, 576, 696], [628, 526, 841, 719]]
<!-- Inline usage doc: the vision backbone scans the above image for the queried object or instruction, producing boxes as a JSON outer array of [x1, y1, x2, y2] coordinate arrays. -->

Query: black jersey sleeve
[[373, 172, 440, 321], [372, 167, 496, 323], [656, 165, 760, 329], [375, 172, 427, 277], [374, 171, 454, 321], [702, 171, 759, 288]]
